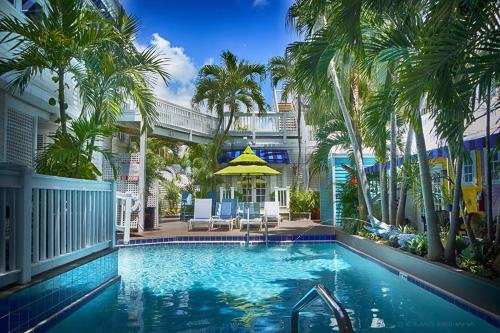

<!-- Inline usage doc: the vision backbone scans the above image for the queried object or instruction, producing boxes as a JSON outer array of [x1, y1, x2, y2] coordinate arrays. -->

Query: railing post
[[230, 187, 235, 199], [124, 193, 131, 244], [17, 167, 32, 283], [274, 187, 279, 204], [111, 181, 117, 246]]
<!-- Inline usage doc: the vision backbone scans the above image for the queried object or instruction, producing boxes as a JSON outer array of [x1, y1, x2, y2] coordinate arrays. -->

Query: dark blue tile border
[[116, 234, 336, 247], [335, 240, 500, 329]]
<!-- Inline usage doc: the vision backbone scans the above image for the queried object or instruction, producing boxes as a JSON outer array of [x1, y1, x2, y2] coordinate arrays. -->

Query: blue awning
[[365, 132, 498, 175], [218, 149, 290, 164]]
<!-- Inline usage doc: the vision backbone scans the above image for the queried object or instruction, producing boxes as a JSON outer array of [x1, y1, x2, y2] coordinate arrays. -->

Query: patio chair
[[239, 202, 262, 231], [212, 201, 236, 230], [264, 201, 281, 228], [188, 198, 213, 231]]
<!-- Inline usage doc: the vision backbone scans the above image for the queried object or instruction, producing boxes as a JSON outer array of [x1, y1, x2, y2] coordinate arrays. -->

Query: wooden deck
[[128, 219, 335, 240]]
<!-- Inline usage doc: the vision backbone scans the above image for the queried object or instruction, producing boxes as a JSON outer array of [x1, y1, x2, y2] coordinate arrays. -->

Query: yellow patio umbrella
[[214, 146, 280, 244]]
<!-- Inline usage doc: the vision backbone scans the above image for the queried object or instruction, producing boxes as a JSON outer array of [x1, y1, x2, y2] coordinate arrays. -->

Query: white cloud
[[253, 0, 268, 7], [136, 33, 199, 108]]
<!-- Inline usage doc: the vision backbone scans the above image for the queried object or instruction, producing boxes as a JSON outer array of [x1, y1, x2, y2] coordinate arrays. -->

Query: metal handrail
[[291, 284, 353, 333]]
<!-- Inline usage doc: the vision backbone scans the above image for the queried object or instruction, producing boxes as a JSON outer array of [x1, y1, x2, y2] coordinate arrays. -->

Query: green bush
[[342, 219, 364, 234], [403, 234, 427, 256], [290, 188, 319, 213]]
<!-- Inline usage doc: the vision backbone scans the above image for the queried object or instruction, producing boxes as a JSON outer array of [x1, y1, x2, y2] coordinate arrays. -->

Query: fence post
[[17, 167, 32, 283], [111, 181, 117, 247]]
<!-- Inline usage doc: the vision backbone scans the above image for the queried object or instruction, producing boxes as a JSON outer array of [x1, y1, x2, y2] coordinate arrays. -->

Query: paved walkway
[[128, 219, 335, 240]]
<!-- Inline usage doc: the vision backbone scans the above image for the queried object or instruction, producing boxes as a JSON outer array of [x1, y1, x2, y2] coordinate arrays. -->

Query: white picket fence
[[0, 165, 116, 288]]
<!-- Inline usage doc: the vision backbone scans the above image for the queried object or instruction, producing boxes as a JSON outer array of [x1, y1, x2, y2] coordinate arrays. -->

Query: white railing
[[219, 187, 235, 201], [115, 191, 140, 244], [224, 112, 298, 135], [275, 186, 291, 221], [0, 165, 116, 288], [156, 98, 219, 136]]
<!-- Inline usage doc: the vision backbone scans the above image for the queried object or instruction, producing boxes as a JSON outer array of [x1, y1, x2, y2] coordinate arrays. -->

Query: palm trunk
[[415, 95, 443, 260], [58, 69, 67, 135], [444, 148, 463, 264], [485, 80, 492, 241], [328, 60, 376, 224], [389, 111, 397, 225], [495, 207, 500, 244], [396, 126, 414, 226], [380, 158, 389, 224], [297, 94, 302, 185]]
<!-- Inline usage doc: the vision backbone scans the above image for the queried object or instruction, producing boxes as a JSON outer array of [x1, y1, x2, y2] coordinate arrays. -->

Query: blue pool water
[[48, 243, 497, 332]]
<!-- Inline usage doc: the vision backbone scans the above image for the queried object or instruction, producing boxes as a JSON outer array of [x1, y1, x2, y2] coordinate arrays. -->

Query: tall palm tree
[[268, 55, 304, 183], [287, 1, 379, 224], [0, 0, 113, 134], [193, 51, 267, 140], [192, 51, 267, 191]]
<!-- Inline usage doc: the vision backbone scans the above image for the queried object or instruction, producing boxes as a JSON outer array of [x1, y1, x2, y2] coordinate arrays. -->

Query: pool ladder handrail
[[291, 284, 354, 333]]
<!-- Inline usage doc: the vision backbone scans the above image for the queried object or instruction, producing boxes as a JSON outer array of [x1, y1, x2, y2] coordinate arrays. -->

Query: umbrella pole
[[246, 174, 250, 246]]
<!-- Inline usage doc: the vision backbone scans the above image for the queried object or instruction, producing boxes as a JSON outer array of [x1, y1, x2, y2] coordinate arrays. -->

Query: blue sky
[[121, 0, 295, 108]]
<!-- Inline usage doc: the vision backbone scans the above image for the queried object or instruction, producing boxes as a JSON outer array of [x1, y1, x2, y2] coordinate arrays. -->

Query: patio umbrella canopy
[[214, 146, 280, 244]]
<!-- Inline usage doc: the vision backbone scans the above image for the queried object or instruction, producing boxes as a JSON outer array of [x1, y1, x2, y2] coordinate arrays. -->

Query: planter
[[291, 212, 311, 220], [312, 208, 320, 220], [336, 230, 500, 316], [144, 207, 155, 231]]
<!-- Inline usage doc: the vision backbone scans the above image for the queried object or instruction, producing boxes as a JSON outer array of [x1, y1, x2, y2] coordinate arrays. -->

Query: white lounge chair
[[212, 201, 236, 231], [188, 198, 213, 231], [264, 201, 281, 228], [239, 202, 262, 231]]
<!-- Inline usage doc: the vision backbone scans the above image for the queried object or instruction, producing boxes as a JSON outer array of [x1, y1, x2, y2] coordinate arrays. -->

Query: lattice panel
[[103, 153, 158, 228], [6, 108, 34, 167]]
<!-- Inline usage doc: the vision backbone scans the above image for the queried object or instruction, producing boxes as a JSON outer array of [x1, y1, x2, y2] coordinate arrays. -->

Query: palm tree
[[0, 0, 113, 134], [36, 115, 113, 179], [192, 51, 267, 191], [79, 8, 169, 159], [193, 51, 267, 141], [287, 1, 379, 224], [268, 55, 305, 184]]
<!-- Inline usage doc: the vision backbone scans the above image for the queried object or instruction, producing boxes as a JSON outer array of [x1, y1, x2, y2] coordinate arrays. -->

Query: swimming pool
[[48, 243, 497, 332]]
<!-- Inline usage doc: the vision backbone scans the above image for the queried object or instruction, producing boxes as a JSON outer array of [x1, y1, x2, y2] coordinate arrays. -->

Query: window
[[241, 178, 252, 202], [491, 150, 500, 182], [255, 177, 266, 203], [462, 151, 477, 185], [22, 0, 43, 20]]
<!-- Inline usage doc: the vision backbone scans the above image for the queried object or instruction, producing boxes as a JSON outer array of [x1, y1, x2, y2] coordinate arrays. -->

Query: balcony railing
[[223, 112, 298, 136], [0, 165, 116, 288]]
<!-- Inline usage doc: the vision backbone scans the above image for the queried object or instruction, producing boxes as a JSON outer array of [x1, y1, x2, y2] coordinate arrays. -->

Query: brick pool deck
[[127, 219, 335, 240]]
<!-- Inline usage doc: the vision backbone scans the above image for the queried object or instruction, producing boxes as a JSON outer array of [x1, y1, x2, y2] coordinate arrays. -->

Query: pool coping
[[334, 239, 500, 329], [116, 234, 336, 247]]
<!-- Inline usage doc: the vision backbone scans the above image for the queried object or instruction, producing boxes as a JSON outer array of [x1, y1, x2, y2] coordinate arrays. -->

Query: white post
[[138, 125, 147, 232], [286, 186, 291, 221], [124, 194, 131, 244], [219, 187, 224, 201], [230, 187, 235, 199], [274, 186, 279, 204], [17, 167, 32, 283], [252, 111, 256, 144], [111, 181, 117, 246]]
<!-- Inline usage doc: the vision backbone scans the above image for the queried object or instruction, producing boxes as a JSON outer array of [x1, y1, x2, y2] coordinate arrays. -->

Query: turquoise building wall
[[320, 154, 376, 225]]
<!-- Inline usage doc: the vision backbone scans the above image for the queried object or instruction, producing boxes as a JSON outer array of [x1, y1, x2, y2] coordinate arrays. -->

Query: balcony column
[[252, 111, 256, 144], [138, 123, 147, 232], [282, 113, 287, 143]]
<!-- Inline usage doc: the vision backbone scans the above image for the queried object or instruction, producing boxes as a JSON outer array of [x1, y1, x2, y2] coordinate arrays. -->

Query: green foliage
[[403, 234, 428, 256], [342, 219, 364, 235], [186, 143, 220, 197], [161, 179, 181, 214], [36, 116, 114, 179], [290, 188, 319, 213], [401, 224, 417, 235], [337, 180, 359, 219]]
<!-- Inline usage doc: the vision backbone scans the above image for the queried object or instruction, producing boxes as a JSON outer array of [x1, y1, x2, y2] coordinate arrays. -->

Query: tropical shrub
[[290, 188, 319, 213], [342, 219, 364, 235], [403, 234, 428, 256]]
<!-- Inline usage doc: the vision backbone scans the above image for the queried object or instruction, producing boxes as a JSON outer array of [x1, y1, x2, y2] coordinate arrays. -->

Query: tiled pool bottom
[[48, 243, 497, 333]]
